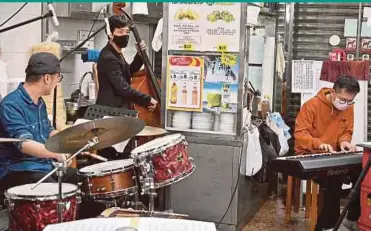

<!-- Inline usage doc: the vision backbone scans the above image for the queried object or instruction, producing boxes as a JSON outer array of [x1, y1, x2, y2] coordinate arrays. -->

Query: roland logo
[[327, 169, 349, 176]]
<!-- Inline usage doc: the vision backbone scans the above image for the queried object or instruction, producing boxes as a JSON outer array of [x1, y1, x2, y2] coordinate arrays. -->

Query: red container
[[359, 221, 371, 231], [359, 185, 371, 227], [362, 149, 371, 188]]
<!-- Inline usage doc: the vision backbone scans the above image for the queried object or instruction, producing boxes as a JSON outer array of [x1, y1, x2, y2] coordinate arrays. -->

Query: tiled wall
[[0, 3, 42, 94]]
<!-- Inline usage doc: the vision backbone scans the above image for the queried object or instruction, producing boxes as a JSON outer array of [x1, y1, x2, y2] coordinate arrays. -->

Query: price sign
[[183, 43, 194, 51], [217, 44, 228, 52], [221, 53, 237, 66]]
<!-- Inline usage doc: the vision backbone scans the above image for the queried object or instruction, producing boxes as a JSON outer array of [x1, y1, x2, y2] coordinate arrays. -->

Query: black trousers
[[315, 174, 361, 231], [0, 169, 105, 219]]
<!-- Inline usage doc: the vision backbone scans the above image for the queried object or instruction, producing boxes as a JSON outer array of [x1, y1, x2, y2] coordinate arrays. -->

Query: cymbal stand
[[141, 157, 157, 213], [32, 137, 99, 223]]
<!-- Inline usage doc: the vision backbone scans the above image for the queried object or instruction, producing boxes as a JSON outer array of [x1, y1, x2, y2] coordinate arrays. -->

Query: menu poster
[[166, 56, 204, 111], [204, 54, 239, 84], [202, 2, 241, 52], [168, 2, 241, 52], [202, 82, 238, 113], [168, 3, 203, 51]]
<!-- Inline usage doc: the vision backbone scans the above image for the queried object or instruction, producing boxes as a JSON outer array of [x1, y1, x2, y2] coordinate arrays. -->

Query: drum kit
[[1, 116, 196, 231]]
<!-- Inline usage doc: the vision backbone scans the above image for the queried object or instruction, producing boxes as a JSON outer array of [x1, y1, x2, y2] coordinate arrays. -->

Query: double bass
[[113, 3, 162, 134], [112, 3, 162, 146]]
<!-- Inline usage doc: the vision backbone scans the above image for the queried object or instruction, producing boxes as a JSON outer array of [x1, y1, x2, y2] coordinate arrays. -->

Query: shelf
[[260, 10, 277, 17]]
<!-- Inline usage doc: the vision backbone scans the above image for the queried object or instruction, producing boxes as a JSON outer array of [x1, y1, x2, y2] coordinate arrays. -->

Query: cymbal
[[136, 126, 167, 137], [0, 138, 26, 143], [45, 117, 145, 153]]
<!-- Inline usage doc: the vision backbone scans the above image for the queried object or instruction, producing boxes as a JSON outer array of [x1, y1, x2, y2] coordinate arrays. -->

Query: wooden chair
[[285, 176, 323, 231]]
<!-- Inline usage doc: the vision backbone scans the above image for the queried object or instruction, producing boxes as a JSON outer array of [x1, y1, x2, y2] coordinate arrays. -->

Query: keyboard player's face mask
[[331, 89, 356, 111]]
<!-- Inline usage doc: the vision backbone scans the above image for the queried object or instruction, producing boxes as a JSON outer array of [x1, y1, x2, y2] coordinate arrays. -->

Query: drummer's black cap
[[25, 52, 61, 82]]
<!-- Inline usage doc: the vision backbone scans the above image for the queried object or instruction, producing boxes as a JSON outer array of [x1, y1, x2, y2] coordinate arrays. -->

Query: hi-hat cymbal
[[0, 138, 26, 143], [45, 117, 145, 153], [136, 126, 167, 137]]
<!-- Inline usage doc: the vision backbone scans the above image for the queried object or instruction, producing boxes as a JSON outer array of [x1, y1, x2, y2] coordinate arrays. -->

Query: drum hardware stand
[[32, 137, 99, 223], [141, 159, 157, 212]]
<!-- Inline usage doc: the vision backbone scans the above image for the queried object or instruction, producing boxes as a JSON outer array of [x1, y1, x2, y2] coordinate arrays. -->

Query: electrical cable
[[216, 129, 249, 229], [86, 6, 105, 40], [0, 3, 28, 28]]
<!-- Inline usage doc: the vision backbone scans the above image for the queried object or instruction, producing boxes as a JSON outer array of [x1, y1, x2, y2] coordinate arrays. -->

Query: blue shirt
[[0, 83, 54, 179]]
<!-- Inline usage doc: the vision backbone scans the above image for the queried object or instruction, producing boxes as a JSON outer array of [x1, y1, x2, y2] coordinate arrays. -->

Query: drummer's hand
[[148, 97, 158, 112], [319, 143, 335, 153], [56, 154, 69, 163], [136, 40, 147, 55], [340, 141, 356, 152]]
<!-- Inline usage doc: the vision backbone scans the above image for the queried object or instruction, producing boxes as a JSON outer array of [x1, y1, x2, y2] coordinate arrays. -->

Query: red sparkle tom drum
[[131, 133, 195, 188]]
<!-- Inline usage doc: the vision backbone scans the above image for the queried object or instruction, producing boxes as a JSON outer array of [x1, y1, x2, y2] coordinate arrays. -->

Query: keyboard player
[[295, 76, 360, 231]]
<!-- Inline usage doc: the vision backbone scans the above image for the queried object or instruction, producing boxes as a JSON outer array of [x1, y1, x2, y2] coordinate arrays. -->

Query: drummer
[[95, 15, 158, 159], [0, 53, 77, 196]]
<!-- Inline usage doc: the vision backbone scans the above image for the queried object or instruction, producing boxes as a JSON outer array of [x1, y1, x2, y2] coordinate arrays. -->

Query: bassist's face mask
[[113, 34, 130, 48]]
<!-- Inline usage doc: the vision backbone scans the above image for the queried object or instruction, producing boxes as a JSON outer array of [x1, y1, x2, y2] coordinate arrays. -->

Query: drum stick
[[86, 153, 108, 162]]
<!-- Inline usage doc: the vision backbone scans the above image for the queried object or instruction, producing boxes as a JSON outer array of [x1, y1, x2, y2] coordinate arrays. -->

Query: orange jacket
[[294, 88, 354, 155]]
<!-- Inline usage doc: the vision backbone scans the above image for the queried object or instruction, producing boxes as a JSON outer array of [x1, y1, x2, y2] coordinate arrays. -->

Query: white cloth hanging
[[241, 125, 263, 176], [276, 42, 285, 79], [132, 3, 148, 15], [0, 58, 8, 97], [266, 117, 289, 156], [151, 18, 163, 52]]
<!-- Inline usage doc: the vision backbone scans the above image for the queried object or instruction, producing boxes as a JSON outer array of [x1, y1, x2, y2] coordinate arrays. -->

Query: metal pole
[[0, 12, 53, 34], [355, 3, 363, 60], [284, 3, 295, 115]]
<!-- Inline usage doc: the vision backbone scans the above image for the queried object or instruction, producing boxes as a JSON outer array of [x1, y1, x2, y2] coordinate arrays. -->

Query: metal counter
[[167, 136, 269, 231]]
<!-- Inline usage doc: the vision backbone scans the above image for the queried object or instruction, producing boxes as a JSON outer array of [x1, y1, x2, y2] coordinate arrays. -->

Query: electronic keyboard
[[269, 151, 363, 179]]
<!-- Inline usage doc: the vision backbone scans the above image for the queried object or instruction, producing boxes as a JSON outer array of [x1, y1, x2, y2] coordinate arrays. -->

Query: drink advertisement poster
[[202, 54, 239, 113], [166, 56, 204, 112], [168, 2, 241, 52]]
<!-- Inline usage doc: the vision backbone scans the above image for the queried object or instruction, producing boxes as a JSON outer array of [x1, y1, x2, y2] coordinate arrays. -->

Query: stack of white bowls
[[192, 112, 213, 131], [172, 111, 192, 129], [220, 113, 235, 133]]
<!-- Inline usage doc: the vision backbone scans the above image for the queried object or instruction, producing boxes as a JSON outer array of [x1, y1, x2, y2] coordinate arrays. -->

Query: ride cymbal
[[45, 117, 145, 153]]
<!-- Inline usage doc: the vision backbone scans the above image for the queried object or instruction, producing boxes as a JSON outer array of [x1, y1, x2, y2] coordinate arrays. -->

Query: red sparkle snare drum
[[131, 133, 195, 188], [5, 183, 79, 231]]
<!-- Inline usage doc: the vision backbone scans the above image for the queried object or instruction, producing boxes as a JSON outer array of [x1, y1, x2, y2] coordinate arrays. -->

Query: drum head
[[131, 133, 184, 157], [6, 183, 77, 199], [79, 159, 134, 174]]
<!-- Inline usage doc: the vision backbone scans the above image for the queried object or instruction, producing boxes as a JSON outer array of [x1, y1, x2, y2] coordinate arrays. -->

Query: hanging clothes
[[254, 123, 279, 183], [266, 116, 289, 156], [276, 42, 285, 79], [268, 112, 291, 140], [152, 18, 163, 52], [0, 58, 8, 98]]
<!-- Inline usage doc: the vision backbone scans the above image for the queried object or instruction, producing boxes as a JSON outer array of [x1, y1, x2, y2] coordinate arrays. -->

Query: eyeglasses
[[58, 74, 63, 83], [337, 98, 355, 105]]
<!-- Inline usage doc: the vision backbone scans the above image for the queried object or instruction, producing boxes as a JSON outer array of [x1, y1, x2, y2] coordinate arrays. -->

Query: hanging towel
[[276, 42, 285, 79], [320, 60, 369, 82], [152, 18, 163, 52]]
